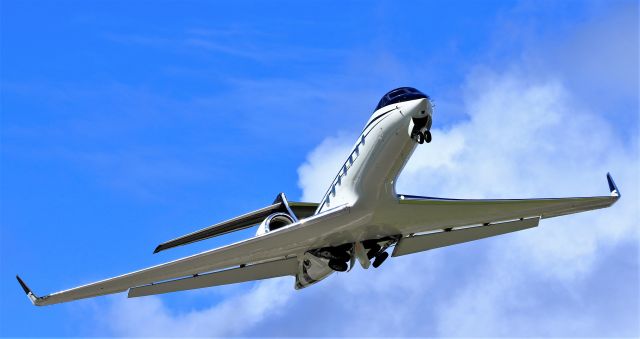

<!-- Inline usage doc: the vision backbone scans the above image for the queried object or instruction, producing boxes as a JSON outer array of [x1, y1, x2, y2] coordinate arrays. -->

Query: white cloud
[[101, 277, 293, 337], [546, 3, 639, 99]]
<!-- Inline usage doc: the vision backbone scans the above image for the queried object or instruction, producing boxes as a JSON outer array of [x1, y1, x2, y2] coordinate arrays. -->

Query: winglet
[[16, 275, 41, 306], [606, 173, 621, 198]]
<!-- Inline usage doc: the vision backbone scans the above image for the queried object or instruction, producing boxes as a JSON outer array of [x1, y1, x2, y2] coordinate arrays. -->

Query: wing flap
[[392, 217, 539, 257], [128, 258, 298, 298]]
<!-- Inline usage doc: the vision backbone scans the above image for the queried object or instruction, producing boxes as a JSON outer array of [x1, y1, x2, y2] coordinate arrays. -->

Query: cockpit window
[[375, 87, 429, 111], [388, 89, 406, 98]]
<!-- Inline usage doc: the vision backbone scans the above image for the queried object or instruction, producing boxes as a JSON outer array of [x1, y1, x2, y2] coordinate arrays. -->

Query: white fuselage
[[317, 98, 431, 223], [293, 98, 432, 287]]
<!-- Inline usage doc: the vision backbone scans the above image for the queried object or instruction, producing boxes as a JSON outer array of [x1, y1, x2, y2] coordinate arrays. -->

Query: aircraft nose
[[403, 98, 432, 118]]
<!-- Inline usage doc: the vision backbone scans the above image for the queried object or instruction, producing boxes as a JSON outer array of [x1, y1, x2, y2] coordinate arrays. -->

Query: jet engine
[[255, 212, 295, 236]]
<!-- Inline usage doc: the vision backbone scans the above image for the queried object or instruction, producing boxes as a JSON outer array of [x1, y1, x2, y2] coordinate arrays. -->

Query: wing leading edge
[[391, 173, 620, 255]]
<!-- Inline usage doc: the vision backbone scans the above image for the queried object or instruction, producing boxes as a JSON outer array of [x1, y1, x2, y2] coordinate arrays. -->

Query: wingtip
[[153, 245, 163, 254], [16, 275, 40, 305], [606, 172, 621, 198], [16, 275, 31, 294]]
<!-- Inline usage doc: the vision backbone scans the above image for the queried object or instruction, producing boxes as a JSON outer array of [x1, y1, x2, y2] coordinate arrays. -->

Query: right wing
[[391, 173, 620, 257]]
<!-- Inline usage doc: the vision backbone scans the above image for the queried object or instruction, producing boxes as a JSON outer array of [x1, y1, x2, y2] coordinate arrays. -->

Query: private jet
[[18, 87, 620, 306]]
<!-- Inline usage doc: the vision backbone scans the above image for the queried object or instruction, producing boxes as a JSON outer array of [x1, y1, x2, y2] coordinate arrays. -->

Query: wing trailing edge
[[128, 258, 298, 298], [392, 217, 540, 257]]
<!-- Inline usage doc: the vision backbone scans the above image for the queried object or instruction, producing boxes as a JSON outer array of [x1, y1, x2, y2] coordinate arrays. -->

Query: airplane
[[17, 87, 621, 306]]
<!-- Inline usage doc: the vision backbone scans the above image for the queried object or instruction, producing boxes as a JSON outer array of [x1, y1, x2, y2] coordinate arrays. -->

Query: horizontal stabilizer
[[392, 217, 540, 257], [154, 193, 318, 253], [128, 258, 298, 298]]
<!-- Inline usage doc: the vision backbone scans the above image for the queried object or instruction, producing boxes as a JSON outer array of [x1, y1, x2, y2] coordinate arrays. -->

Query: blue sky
[[1, 0, 638, 337]]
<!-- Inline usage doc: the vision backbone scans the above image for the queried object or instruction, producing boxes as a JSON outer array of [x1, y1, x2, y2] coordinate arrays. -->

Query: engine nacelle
[[255, 212, 295, 236]]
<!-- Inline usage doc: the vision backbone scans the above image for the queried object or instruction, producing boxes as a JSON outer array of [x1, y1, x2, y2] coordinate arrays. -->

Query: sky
[[1, 0, 638, 337]]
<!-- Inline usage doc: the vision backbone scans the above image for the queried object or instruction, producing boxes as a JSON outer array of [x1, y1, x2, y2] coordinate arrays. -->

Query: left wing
[[391, 173, 620, 256], [17, 257, 298, 304], [16, 205, 349, 306]]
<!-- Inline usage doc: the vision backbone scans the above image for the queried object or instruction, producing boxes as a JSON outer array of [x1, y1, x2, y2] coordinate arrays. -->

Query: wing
[[17, 258, 299, 305], [16, 205, 349, 306], [153, 193, 318, 253], [391, 173, 620, 256]]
